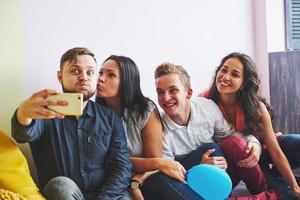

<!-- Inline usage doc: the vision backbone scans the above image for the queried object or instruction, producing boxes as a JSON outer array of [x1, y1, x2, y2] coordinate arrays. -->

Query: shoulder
[[198, 89, 210, 98], [128, 99, 158, 128], [89, 101, 120, 120], [135, 98, 158, 120], [144, 98, 158, 112], [258, 101, 271, 120], [191, 96, 219, 110], [91, 100, 113, 113], [190, 97, 222, 120]]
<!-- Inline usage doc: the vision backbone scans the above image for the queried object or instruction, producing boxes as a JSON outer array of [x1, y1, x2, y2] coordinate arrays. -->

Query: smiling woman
[[202, 52, 300, 199]]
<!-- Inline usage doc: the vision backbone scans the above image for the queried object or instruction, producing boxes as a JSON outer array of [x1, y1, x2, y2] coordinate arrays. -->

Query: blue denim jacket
[[12, 101, 132, 200]]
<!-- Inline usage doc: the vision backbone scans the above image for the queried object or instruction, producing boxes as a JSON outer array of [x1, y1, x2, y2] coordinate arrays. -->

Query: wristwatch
[[130, 179, 142, 189]]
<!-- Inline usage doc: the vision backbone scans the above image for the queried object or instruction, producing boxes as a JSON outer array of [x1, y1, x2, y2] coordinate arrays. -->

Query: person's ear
[[187, 88, 193, 99], [57, 71, 62, 84]]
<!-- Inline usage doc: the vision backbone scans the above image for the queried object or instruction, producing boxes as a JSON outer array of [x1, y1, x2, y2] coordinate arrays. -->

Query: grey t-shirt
[[122, 100, 156, 156]]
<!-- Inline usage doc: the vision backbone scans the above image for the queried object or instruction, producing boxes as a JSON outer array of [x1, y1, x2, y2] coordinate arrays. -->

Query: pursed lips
[[77, 83, 89, 89], [97, 84, 104, 91]]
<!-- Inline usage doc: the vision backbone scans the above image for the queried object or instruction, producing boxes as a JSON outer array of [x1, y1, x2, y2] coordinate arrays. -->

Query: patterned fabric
[[0, 189, 26, 200]]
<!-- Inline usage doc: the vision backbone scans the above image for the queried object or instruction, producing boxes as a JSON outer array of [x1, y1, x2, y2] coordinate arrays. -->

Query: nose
[[79, 71, 88, 81], [98, 74, 105, 82], [223, 73, 230, 80], [162, 92, 171, 102]]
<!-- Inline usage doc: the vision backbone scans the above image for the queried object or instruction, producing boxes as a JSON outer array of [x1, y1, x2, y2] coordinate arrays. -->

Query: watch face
[[131, 181, 140, 189]]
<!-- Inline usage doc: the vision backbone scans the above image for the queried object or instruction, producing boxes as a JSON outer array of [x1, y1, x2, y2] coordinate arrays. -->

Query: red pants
[[220, 135, 267, 194]]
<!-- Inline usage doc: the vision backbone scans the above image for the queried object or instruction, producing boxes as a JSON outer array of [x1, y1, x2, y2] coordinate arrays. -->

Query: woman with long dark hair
[[97, 55, 204, 200], [201, 52, 300, 199]]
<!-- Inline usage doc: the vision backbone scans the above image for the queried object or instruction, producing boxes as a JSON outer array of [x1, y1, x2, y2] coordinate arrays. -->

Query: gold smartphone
[[47, 93, 83, 115]]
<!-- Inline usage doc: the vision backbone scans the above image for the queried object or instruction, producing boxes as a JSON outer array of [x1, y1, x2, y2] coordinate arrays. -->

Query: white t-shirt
[[162, 97, 235, 160]]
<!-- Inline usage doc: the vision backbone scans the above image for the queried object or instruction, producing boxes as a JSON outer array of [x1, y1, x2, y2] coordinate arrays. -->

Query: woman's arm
[[260, 101, 300, 198], [130, 109, 186, 182], [129, 109, 162, 200], [130, 109, 163, 172], [142, 109, 163, 158]]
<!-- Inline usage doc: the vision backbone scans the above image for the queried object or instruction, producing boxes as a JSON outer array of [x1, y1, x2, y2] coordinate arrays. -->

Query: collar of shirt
[[162, 99, 199, 131], [82, 100, 95, 118], [162, 98, 207, 133]]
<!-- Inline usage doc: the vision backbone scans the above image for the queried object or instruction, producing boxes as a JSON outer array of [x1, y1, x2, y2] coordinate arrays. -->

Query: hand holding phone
[[47, 93, 83, 116]]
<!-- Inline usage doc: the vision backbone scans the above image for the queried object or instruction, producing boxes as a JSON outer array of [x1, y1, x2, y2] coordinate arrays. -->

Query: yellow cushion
[[0, 130, 45, 200], [0, 188, 26, 200]]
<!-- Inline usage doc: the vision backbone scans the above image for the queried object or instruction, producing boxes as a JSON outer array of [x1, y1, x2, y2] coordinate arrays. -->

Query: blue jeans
[[260, 134, 300, 200], [141, 143, 224, 200], [43, 176, 84, 200], [44, 176, 132, 200]]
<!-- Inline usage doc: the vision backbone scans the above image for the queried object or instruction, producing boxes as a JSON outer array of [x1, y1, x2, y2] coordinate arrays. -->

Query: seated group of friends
[[10, 47, 300, 200]]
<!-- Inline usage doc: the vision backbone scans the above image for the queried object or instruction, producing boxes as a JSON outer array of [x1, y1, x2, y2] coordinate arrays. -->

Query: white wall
[[266, 0, 286, 52], [1, 0, 256, 135], [21, 0, 254, 105], [0, 0, 26, 134], [252, 0, 270, 101], [251, 0, 285, 102]]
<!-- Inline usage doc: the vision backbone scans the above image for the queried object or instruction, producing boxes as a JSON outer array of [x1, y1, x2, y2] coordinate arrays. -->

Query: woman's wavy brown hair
[[208, 52, 263, 136]]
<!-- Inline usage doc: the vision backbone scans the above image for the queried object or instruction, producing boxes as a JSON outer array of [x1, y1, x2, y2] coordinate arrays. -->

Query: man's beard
[[62, 85, 95, 101]]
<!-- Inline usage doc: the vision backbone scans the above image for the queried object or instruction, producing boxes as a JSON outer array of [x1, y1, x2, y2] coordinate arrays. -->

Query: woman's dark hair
[[96, 55, 150, 120], [208, 52, 263, 136]]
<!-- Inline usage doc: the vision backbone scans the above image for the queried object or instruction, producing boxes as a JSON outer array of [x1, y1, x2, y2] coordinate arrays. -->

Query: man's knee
[[43, 176, 84, 200], [202, 142, 223, 156]]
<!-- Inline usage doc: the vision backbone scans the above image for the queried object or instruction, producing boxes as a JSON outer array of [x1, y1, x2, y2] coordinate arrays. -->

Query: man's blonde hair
[[154, 62, 191, 88]]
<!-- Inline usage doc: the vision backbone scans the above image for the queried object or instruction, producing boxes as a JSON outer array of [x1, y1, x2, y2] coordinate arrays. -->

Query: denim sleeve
[[11, 109, 44, 143], [96, 115, 132, 200]]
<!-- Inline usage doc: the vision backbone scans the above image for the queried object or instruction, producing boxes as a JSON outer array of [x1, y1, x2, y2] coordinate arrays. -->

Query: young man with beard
[[11, 47, 132, 200]]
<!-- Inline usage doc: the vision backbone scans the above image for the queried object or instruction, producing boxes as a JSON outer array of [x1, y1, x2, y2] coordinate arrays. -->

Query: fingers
[[20, 89, 66, 119], [180, 164, 186, 175], [171, 162, 187, 183], [171, 170, 187, 184], [201, 154, 228, 170], [244, 142, 252, 154], [36, 107, 65, 119], [238, 148, 259, 168], [161, 160, 187, 184], [175, 172, 187, 184], [33, 89, 59, 98], [46, 99, 68, 107], [202, 149, 215, 158], [238, 154, 258, 168], [211, 156, 228, 169]]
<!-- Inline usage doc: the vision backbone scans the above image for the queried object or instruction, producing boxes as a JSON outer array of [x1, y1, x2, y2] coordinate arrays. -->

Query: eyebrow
[[100, 68, 117, 72], [232, 69, 242, 73], [70, 65, 96, 69], [223, 65, 242, 73], [156, 85, 177, 91]]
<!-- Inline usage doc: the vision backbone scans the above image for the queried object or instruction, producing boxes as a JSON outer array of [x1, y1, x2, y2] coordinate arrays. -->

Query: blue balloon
[[187, 164, 232, 200]]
